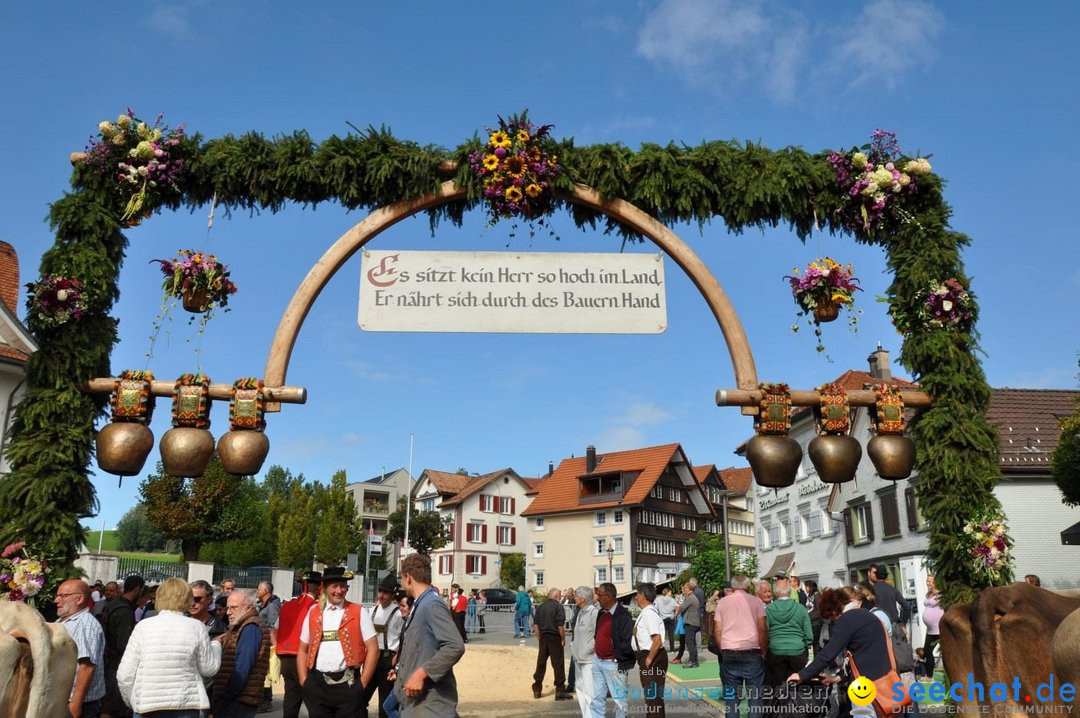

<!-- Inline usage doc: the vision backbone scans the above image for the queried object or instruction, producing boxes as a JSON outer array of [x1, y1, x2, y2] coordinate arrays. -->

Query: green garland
[[0, 119, 1003, 603]]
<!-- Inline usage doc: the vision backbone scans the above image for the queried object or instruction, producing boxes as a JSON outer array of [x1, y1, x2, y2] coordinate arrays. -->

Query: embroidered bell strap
[[815, 383, 850, 435], [112, 370, 154, 424], [172, 373, 212, 428], [229, 377, 266, 431], [321, 630, 340, 641], [873, 384, 905, 434], [755, 382, 792, 435]]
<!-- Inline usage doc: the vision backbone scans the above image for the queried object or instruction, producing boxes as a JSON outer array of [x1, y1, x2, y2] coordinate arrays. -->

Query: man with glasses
[[590, 582, 635, 718], [190, 579, 227, 638], [55, 579, 106, 718], [213, 591, 272, 718]]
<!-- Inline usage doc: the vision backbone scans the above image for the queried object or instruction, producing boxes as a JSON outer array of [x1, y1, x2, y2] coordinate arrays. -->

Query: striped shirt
[[60, 608, 107, 702]]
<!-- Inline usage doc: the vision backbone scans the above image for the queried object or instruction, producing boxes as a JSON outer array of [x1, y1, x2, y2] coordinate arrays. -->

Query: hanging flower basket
[[958, 507, 1014, 586], [84, 110, 186, 225], [152, 249, 237, 315], [785, 258, 861, 353]]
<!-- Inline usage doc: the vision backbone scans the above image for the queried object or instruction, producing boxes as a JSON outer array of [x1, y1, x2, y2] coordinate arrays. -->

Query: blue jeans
[[214, 705, 256, 718], [514, 610, 530, 636], [720, 651, 765, 718], [590, 658, 628, 718], [383, 689, 400, 718]]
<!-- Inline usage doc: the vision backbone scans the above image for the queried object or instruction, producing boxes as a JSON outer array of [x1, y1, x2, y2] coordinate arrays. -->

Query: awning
[[1061, 521, 1080, 546], [761, 552, 796, 579]]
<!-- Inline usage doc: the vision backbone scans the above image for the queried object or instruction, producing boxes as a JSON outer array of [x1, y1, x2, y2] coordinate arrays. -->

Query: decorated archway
[[0, 113, 1002, 605]]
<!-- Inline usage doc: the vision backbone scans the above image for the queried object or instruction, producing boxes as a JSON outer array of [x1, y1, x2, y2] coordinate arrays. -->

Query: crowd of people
[[54, 553, 466, 718], [521, 565, 945, 718]]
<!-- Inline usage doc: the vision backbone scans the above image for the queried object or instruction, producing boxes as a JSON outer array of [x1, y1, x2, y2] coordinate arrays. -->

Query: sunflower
[[489, 131, 511, 149], [503, 154, 527, 177], [504, 186, 523, 203], [516, 129, 531, 143], [525, 183, 542, 198], [482, 154, 499, 171], [528, 147, 543, 163]]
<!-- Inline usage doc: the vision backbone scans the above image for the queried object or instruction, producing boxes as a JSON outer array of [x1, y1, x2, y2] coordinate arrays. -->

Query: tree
[[499, 552, 525, 589], [1052, 356, 1080, 506], [114, 503, 168, 552], [140, 453, 255, 561], [312, 470, 365, 566], [277, 481, 318, 569], [386, 497, 451, 556], [679, 532, 759, 593]]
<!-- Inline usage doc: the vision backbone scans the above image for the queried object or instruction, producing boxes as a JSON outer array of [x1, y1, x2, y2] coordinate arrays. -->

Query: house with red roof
[[521, 443, 718, 594], [0, 241, 36, 474], [693, 465, 756, 560], [411, 467, 537, 589]]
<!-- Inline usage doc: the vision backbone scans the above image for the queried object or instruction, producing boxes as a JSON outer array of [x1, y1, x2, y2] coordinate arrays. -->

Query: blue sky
[[2, 1, 1077, 530]]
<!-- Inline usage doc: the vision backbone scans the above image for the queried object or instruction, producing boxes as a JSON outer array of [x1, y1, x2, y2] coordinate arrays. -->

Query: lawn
[[81, 529, 181, 562]]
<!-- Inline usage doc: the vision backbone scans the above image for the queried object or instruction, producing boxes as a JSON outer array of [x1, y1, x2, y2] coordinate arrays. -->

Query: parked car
[[481, 587, 517, 608]]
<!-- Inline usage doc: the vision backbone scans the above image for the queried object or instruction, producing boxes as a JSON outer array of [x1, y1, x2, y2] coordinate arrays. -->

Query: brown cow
[[940, 583, 1080, 713], [0, 601, 77, 718]]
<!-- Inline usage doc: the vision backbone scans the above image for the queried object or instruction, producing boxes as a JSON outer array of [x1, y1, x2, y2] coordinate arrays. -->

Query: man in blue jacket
[[514, 586, 532, 638], [590, 582, 635, 718]]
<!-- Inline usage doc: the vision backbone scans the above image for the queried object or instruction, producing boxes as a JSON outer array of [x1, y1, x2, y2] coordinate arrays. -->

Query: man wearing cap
[[275, 571, 321, 718], [361, 576, 405, 718], [297, 567, 379, 718]]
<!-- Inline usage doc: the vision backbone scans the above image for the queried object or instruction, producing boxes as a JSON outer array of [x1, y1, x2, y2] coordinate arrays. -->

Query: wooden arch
[[263, 181, 758, 409]]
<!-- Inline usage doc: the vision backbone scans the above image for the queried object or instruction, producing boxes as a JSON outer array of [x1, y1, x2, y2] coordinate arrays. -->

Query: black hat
[[320, 567, 354, 584], [301, 570, 322, 583], [377, 575, 399, 594]]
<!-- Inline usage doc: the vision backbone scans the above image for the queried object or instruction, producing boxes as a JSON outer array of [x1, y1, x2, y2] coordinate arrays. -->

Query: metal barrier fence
[[115, 556, 188, 584], [213, 565, 275, 590]]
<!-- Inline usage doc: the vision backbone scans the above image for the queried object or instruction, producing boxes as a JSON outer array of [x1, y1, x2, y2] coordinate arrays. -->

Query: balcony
[[362, 494, 390, 515]]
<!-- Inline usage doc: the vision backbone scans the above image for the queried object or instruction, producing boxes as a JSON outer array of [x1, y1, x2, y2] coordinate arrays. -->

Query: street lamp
[[607, 541, 615, 585]]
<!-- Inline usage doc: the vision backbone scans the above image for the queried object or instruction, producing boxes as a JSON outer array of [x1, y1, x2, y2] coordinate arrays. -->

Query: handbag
[[707, 633, 721, 656], [845, 622, 913, 718], [890, 627, 915, 673], [674, 613, 685, 636]]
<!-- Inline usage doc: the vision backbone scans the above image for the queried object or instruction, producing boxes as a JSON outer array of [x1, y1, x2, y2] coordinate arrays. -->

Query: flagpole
[[403, 433, 414, 569]]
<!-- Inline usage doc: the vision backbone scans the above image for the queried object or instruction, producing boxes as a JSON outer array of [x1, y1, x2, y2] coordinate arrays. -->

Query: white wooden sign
[[359, 250, 667, 334]]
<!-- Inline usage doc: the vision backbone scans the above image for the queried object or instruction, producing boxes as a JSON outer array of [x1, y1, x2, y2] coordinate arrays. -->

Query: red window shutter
[[511, 527, 517, 545], [482, 524, 488, 543], [510, 498, 516, 514], [449, 522, 455, 540], [466, 524, 473, 542], [481, 556, 487, 574], [449, 555, 454, 574]]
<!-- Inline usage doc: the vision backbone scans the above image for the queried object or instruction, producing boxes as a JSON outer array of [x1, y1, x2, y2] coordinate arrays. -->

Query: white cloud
[[635, 0, 944, 101], [145, 4, 194, 41], [830, 0, 945, 90], [595, 400, 676, 451]]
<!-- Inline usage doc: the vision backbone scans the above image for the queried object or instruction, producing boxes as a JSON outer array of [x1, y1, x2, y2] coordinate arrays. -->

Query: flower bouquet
[[469, 114, 561, 225], [85, 109, 186, 225], [152, 249, 237, 314], [890, 278, 975, 334], [785, 258, 861, 353], [0, 541, 48, 604], [25, 274, 88, 330], [959, 509, 1013, 585], [827, 129, 932, 236]]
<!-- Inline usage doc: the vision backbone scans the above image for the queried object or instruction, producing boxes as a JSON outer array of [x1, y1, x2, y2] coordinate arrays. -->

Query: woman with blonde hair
[[117, 577, 222, 717]]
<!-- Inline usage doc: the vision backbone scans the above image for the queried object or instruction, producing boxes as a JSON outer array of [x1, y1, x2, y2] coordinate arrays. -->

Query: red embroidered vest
[[306, 600, 367, 670]]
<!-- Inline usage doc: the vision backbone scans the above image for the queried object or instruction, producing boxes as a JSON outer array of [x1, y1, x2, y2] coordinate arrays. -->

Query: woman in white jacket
[[116, 577, 222, 717], [569, 585, 598, 718]]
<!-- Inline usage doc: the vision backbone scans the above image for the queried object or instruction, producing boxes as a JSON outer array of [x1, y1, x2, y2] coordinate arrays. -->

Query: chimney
[[586, 445, 597, 473], [0, 241, 19, 316], [868, 344, 891, 381], [547, 461, 554, 477]]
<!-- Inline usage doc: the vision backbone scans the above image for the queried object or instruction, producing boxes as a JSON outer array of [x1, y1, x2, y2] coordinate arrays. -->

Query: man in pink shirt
[[714, 575, 767, 718]]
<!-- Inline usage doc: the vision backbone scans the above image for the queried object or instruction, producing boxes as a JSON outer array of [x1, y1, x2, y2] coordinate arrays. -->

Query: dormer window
[[578, 471, 628, 502]]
